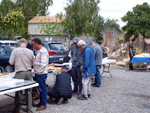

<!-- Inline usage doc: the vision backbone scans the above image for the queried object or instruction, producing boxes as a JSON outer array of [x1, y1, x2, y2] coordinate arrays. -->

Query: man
[[77, 40, 96, 100], [9, 38, 34, 113], [70, 37, 83, 95], [129, 38, 136, 70], [48, 66, 72, 105], [89, 41, 102, 87], [27, 36, 36, 56], [32, 38, 49, 111]]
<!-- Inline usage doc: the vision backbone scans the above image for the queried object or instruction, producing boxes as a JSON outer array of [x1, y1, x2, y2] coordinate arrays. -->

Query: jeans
[[129, 55, 133, 70], [35, 74, 47, 107], [94, 65, 101, 87]]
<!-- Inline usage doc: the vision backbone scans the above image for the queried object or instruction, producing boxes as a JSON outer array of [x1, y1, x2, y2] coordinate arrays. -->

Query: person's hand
[[36, 73, 41, 75], [80, 66, 82, 71], [81, 73, 84, 77]]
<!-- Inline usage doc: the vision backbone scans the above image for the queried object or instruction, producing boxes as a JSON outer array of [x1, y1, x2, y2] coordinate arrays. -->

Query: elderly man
[[70, 37, 83, 95], [77, 40, 96, 100], [9, 38, 34, 113], [32, 38, 49, 111], [89, 41, 102, 87]]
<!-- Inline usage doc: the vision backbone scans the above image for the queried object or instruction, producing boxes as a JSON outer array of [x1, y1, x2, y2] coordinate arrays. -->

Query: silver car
[[42, 41, 70, 63]]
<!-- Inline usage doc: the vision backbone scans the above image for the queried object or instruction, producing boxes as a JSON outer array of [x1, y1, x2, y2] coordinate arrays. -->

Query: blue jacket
[[82, 45, 96, 78]]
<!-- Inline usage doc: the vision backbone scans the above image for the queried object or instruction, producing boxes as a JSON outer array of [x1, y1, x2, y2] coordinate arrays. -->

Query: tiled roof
[[28, 16, 66, 24]]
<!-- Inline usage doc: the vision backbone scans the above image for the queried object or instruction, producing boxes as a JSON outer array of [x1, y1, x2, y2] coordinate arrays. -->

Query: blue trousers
[[35, 74, 47, 107], [94, 65, 101, 87]]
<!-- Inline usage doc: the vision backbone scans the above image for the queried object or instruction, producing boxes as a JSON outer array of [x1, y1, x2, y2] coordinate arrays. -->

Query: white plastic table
[[101, 58, 116, 77]]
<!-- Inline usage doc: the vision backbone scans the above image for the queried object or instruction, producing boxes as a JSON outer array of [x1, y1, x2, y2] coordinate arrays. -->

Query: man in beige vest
[[9, 38, 34, 113]]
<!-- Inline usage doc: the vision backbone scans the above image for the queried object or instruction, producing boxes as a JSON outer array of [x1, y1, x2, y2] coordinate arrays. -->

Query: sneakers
[[88, 94, 91, 98], [78, 95, 88, 100], [57, 98, 64, 105]]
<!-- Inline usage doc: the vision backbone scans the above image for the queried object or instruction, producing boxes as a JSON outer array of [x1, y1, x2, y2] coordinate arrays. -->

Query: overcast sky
[[0, 0, 150, 27], [48, 0, 150, 27]]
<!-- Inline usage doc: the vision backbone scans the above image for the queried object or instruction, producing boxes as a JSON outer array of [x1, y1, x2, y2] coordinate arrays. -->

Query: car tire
[[0, 66, 4, 73], [4, 64, 14, 72]]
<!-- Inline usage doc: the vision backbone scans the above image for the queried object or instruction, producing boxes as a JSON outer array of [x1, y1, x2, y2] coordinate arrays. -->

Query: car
[[42, 41, 70, 63], [0, 45, 17, 72], [0, 40, 19, 47]]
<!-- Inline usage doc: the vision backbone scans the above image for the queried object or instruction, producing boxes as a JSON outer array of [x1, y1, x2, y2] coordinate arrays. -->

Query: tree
[[0, 0, 18, 16], [0, 11, 25, 40], [93, 16, 105, 44], [63, 0, 100, 39], [16, 0, 53, 22], [121, 2, 150, 42], [34, 19, 64, 38]]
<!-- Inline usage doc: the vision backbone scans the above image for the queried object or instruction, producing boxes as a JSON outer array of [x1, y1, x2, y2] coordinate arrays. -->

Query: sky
[[48, 0, 150, 27]]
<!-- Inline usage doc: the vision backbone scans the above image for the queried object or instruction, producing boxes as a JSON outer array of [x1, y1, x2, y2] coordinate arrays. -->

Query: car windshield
[[48, 43, 65, 50]]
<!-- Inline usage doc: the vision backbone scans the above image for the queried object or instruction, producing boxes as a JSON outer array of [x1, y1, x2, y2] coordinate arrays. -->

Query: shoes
[[77, 91, 82, 95], [92, 84, 99, 87], [36, 105, 46, 111], [32, 93, 40, 100], [26, 108, 32, 113], [78, 95, 88, 100], [33, 103, 40, 107], [11, 109, 20, 113], [63, 98, 69, 104], [72, 90, 78, 94], [88, 94, 91, 98], [57, 98, 64, 105]]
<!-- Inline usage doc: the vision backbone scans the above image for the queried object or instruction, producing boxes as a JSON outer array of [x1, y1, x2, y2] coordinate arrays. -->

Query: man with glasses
[[77, 40, 96, 100], [70, 37, 83, 95]]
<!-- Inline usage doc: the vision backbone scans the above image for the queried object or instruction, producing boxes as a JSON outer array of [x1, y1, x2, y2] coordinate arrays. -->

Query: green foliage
[[94, 16, 105, 44], [0, 11, 26, 40], [0, 0, 18, 16], [104, 18, 121, 33], [34, 19, 64, 38], [122, 2, 150, 41], [63, 0, 100, 39], [16, 0, 53, 23]]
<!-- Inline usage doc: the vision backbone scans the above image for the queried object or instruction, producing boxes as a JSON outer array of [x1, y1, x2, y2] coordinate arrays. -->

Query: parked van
[[0, 40, 19, 47]]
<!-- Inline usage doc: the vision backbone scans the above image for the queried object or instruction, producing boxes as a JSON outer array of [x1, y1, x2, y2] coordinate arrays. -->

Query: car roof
[[0, 40, 18, 43]]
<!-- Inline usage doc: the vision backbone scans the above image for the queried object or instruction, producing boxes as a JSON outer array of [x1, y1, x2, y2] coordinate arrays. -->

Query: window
[[49, 43, 65, 50]]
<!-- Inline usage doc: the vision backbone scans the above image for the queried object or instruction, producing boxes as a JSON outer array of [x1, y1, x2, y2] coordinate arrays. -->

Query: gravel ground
[[0, 66, 150, 113]]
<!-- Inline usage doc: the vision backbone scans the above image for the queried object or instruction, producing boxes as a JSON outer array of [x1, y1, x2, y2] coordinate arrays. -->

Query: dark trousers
[[14, 71, 32, 110], [71, 67, 82, 92], [35, 74, 47, 107], [48, 89, 68, 101], [129, 55, 133, 70]]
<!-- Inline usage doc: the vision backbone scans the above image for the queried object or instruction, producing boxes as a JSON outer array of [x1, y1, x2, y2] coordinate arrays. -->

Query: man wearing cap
[[89, 41, 102, 87], [9, 38, 34, 113], [70, 37, 83, 95]]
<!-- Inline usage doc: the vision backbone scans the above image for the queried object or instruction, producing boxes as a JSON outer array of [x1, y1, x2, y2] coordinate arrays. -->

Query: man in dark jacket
[[70, 37, 83, 95], [77, 40, 96, 100], [129, 38, 136, 70], [48, 66, 72, 104]]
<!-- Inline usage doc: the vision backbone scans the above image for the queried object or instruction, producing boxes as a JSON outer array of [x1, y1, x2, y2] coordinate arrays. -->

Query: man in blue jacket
[[77, 40, 96, 100]]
